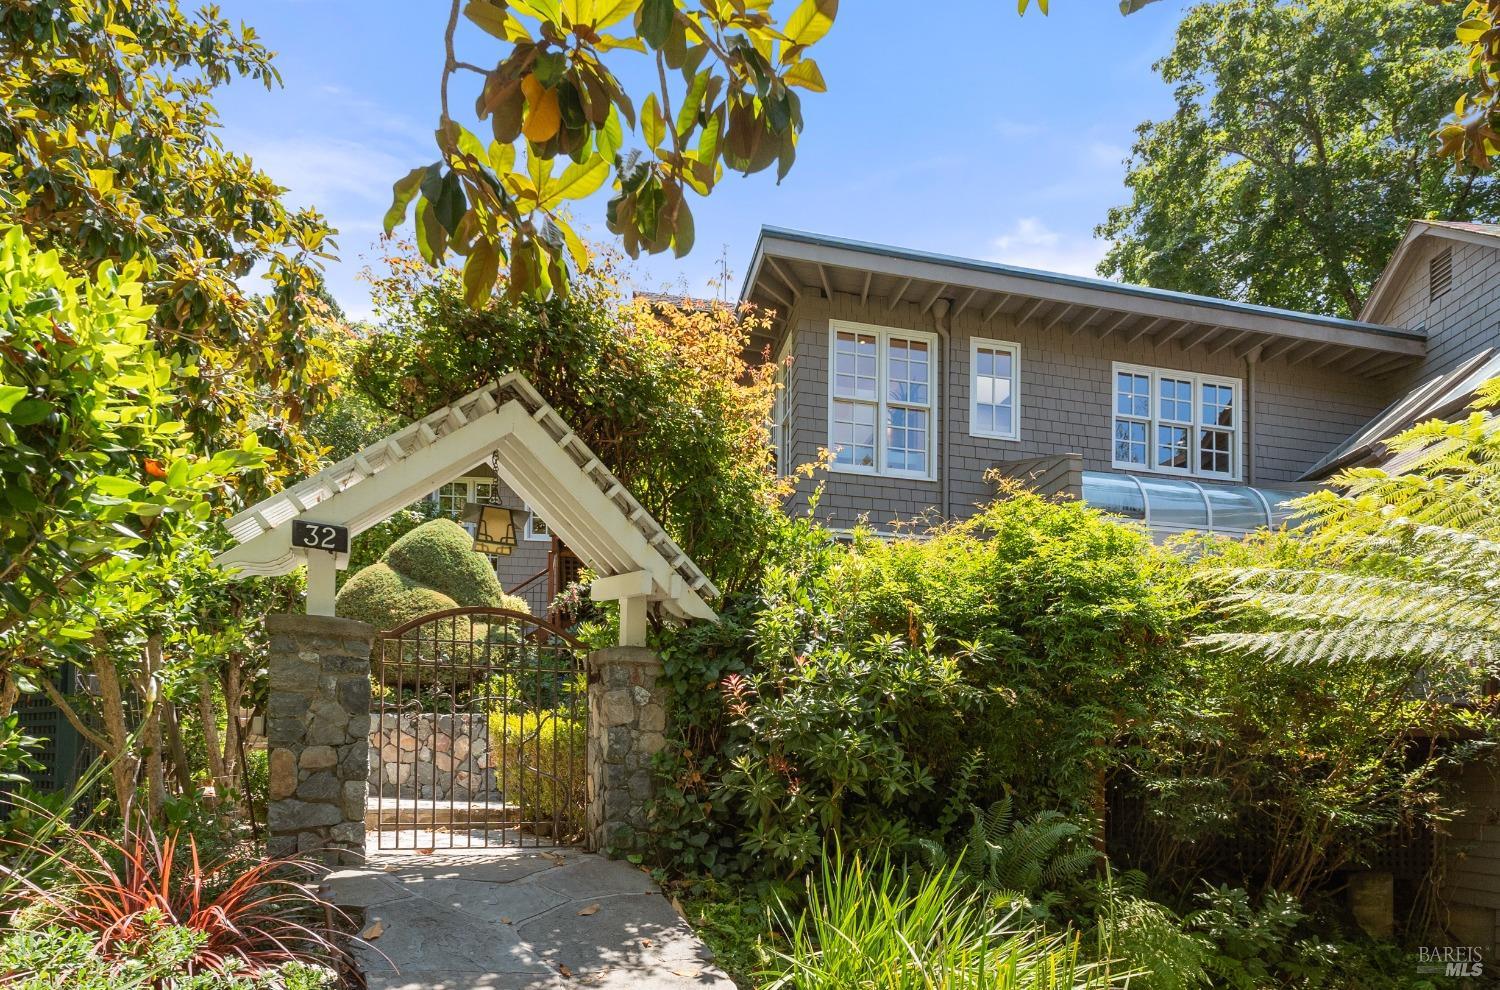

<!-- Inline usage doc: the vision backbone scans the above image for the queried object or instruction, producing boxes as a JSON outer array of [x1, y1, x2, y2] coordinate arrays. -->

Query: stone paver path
[[326, 840, 736, 990]]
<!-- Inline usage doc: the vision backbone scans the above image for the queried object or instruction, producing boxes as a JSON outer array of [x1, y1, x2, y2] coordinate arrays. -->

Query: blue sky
[[212, 1, 1195, 319]]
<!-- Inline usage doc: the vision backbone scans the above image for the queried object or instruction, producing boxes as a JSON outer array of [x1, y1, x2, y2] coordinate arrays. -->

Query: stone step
[[366, 799, 521, 829]]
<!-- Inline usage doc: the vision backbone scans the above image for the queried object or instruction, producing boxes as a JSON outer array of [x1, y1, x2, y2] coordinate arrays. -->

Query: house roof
[[742, 226, 1425, 379], [1360, 219, 1500, 323], [213, 373, 718, 622], [1298, 346, 1500, 481]]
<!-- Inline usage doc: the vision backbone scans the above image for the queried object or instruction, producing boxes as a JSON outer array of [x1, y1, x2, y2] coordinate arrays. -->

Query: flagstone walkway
[[325, 838, 736, 990]]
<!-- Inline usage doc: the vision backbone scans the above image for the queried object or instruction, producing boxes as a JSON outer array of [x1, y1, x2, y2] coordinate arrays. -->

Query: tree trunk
[[198, 670, 228, 797], [142, 635, 166, 822], [162, 700, 194, 796], [92, 646, 136, 823]]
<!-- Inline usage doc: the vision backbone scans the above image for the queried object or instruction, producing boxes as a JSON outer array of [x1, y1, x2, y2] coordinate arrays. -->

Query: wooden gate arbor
[[370, 607, 586, 849], [213, 374, 719, 861]]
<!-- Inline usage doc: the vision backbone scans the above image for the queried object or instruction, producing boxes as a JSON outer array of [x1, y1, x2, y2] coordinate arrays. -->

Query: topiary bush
[[334, 518, 527, 631], [382, 518, 514, 608], [333, 562, 460, 632]]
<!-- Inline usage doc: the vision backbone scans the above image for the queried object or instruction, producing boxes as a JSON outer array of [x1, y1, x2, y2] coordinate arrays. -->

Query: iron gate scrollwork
[[370, 607, 587, 849]]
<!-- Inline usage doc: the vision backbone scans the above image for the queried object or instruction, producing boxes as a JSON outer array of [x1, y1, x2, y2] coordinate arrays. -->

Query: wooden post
[[304, 550, 338, 616]]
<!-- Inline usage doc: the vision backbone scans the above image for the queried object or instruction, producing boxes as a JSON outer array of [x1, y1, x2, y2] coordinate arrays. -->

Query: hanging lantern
[[461, 501, 518, 556]]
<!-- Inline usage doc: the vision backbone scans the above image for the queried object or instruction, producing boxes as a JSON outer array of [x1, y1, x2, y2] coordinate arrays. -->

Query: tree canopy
[[0, 0, 342, 477], [1097, 0, 1500, 319], [354, 248, 784, 592], [386, 0, 838, 303]]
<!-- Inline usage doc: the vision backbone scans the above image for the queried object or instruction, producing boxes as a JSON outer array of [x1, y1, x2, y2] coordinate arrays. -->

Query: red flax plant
[[0, 826, 356, 978]]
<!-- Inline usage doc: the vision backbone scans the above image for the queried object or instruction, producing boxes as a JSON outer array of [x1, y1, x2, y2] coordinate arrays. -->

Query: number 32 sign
[[292, 520, 349, 554]]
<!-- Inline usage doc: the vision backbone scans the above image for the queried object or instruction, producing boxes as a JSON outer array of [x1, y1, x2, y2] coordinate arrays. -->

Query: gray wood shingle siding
[[1373, 236, 1500, 383], [776, 292, 1392, 532]]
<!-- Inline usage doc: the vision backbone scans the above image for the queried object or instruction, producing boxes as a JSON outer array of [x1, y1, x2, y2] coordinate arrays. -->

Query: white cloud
[[987, 218, 1111, 278]]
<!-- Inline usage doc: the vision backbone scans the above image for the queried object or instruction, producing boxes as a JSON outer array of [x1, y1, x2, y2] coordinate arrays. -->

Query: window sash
[[1111, 364, 1240, 480], [970, 338, 1020, 440], [828, 322, 935, 478]]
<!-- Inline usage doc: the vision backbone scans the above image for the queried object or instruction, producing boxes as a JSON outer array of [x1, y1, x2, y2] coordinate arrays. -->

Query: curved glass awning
[[1081, 471, 1307, 538]]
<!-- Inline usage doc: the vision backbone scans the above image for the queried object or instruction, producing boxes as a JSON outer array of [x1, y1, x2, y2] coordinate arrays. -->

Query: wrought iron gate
[[370, 607, 587, 850]]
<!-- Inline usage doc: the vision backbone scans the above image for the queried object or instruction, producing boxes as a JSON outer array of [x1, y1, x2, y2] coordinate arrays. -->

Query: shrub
[[764, 849, 1111, 989], [334, 561, 459, 632], [382, 518, 516, 608], [917, 796, 1100, 921], [336, 518, 528, 631], [0, 913, 337, 989], [649, 489, 1198, 879], [0, 826, 353, 979], [488, 708, 586, 837]]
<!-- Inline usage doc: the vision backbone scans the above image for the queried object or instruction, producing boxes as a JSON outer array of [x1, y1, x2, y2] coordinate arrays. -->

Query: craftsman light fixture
[[464, 501, 518, 556], [461, 452, 519, 556]]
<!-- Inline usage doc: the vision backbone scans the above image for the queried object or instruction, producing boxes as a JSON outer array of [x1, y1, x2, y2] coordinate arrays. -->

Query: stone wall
[[585, 646, 666, 854], [265, 614, 373, 865], [368, 711, 497, 800]]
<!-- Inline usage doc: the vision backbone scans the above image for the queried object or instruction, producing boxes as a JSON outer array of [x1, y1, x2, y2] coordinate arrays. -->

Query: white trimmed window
[[969, 338, 1020, 440], [525, 511, 550, 541], [829, 321, 936, 478], [1111, 363, 1240, 480], [770, 337, 792, 477]]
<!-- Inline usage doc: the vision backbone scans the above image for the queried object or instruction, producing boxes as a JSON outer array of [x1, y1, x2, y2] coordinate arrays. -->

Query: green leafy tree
[[355, 247, 785, 591], [0, 0, 341, 475], [388, 0, 838, 301], [1098, 0, 1498, 318], [0, 224, 266, 783]]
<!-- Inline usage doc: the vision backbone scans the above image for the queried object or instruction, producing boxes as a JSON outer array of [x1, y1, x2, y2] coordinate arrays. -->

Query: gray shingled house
[[433, 218, 1500, 947], [739, 219, 1500, 951]]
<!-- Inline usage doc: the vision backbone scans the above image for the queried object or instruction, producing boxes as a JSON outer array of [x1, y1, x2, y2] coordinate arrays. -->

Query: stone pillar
[[265, 613, 374, 865], [585, 646, 667, 855]]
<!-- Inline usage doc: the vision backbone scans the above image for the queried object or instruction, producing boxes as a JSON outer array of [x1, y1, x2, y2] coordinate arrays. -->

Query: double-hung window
[[969, 338, 1020, 441], [1111, 363, 1240, 480], [829, 321, 935, 478]]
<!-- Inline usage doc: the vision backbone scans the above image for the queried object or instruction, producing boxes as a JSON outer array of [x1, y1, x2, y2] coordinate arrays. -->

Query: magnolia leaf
[[783, 0, 836, 48], [642, 92, 665, 150], [677, 69, 710, 138], [1458, 18, 1490, 44], [541, 156, 611, 208], [463, 239, 500, 307], [488, 140, 517, 175], [433, 171, 467, 235], [672, 194, 694, 258], [784, 59, 826, 92], [521, 75, 562, 143], [465, 0, 511, 38], [590, 0, 641, 30], [560, 217, 590, 271], [383, 166, 429, 234], [639, 0, 674, 49], [597, 33, 647, 52], [510, 0, 561, 20], [596, 105, 624, 161]]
